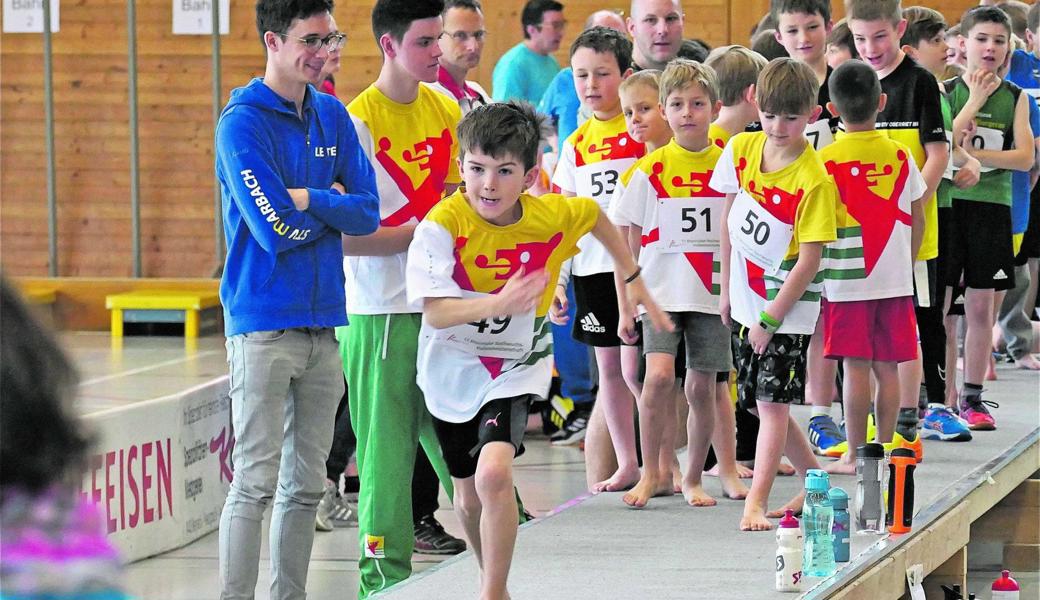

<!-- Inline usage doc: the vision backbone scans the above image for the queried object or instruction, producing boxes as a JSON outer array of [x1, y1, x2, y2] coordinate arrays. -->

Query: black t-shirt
[[875, 54, 947, 160]]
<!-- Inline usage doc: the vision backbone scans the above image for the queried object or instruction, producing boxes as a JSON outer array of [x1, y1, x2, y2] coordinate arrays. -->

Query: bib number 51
[[682, 206, 712, 233]]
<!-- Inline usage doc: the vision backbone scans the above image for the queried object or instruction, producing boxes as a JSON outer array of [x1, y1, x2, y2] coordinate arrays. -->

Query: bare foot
[[1015, 354, 1040, 370], [986, 353, 998, 381], [591, 467, 640, 493], [704, 462, 754, 479], [672, 466, 683, 494], [766, 491, 804, 519], [681, 479, 717, 507], [739, 459, 796, 476], [623, 475, 663, 508], [720, 473, 750, 500], [740, 503, 773, 531], [823, 456, 857, 475]]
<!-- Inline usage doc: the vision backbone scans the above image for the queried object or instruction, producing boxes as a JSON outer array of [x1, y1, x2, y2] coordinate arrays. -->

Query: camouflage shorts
[[731, 326, 809, 410]]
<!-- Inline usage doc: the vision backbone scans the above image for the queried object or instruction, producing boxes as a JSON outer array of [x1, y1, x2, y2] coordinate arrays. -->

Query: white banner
[[3, 0, 60, 33], [80, 377, 231, 562], [172, 0, 229, 35]]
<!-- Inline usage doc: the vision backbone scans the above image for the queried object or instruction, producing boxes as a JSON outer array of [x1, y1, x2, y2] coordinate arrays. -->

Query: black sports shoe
[[550, 406, 590, 446], [413, 514, 466, 555]]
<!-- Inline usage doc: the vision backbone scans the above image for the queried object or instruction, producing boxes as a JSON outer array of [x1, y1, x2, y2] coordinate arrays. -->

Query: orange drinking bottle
[[886, 448, 916, 534]]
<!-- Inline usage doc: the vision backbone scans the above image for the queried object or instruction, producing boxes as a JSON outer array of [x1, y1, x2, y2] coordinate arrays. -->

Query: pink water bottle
[[991, 570, 1020, 599]]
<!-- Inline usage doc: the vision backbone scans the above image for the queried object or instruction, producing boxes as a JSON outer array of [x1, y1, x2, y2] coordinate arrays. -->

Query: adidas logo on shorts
[[580, 313, 606, 334], [993, 269, 1008, 280]]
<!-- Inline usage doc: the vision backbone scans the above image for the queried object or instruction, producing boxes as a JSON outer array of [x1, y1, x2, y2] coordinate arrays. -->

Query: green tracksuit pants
[[339, 314, 453, 599]]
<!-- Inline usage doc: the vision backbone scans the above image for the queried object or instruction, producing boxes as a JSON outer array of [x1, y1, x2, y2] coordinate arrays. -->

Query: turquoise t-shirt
[[492, 42, 560, 105]]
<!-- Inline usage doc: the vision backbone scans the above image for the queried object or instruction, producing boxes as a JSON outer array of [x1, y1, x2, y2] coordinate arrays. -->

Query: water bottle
[[991, 570, 1020, 599], [775, 509, 803, 592], [829, 487, 850, 562], [802, 469, 836, 578], [855, 442, 885, 533], [887, 448, 916, 534]]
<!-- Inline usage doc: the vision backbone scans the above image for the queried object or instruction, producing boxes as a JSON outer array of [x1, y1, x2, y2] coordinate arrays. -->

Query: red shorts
[[822, 296, 918, 363]]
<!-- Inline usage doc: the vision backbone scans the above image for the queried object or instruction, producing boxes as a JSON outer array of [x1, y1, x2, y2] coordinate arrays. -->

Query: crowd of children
[[203, 1, 1040, 599]]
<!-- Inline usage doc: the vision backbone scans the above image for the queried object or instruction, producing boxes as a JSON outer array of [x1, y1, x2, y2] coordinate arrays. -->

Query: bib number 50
[[740, 210, 770, 245]]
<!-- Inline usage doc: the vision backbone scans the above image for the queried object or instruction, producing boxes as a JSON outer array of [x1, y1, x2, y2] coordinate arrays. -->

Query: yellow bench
[[105, 290, 220, 339]]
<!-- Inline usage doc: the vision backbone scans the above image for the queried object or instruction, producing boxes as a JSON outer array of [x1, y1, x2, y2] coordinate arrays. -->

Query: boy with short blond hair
[[706, 45, 768, 149], [407, 101, 670, 600], [712, 58, 837, 531], [943, 5, 1034, 429], [819, 59, 927, 475], [847, 0, 950, 461], [611, 59, 749, 507], [550, 26, 648, 492]]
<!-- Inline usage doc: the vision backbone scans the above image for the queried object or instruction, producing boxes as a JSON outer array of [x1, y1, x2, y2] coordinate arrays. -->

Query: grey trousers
[[998, 264, 1034, 360], [219, 327, 343, 600]]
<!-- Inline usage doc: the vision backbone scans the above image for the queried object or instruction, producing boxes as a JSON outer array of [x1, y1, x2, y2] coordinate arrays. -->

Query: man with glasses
[[429, 0, 491, 114], [214, 1, 378, 598], [492, 0, 565, 103]]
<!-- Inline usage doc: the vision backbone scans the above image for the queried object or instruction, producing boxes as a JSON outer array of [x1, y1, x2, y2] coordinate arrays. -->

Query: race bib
[[966, 126, 1005, 173], [727, 189, 794, 275], [804, 119, 834, 150], [434, 290, 535, 359], [658, 197, 721, 253], [575, 159, 634, 208], [943, 131, 957, 180]]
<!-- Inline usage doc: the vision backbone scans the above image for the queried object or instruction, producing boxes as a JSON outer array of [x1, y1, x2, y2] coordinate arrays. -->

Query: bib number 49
[[468, 316, 511, 334], [740, 209, 771, 245]]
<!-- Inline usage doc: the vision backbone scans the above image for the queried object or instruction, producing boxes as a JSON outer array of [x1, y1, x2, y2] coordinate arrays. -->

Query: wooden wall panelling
[[0, 0, 1011, 278]]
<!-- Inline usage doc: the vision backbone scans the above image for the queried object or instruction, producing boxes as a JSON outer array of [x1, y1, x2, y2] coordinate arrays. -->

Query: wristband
[[758, 310, 781, 334], [624, 266, 642, 284]]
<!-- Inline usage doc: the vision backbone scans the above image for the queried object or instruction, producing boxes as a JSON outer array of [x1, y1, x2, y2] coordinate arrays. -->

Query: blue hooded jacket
[[216, 78, 379, 336]]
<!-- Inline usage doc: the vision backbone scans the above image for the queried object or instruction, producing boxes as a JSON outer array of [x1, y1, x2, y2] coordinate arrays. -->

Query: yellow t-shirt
[[709, 122, 733, 151], [611, 140, 726, 313], [819, 130, 927, 301], [552, 112, 645, 275], [710, 132, 838, 334], [344, 84, 462, 314], [407, 189, 599, 422]]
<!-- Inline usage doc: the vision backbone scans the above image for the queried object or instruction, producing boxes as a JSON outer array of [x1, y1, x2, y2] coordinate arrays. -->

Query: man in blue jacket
[[214, 1, 379, 598]]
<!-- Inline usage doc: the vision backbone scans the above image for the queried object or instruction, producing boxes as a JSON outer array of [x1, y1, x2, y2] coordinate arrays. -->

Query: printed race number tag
[[435, 290, 535, 359], [804, 119, 834, 150], [658, 197, 721, 253], [967, 126, 1005, 173], [727, 189, 793, 274], [575, 159, 635, 208]]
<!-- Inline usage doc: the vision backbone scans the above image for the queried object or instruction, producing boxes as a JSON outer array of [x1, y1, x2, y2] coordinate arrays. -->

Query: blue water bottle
[[829, 487, 850, 562], [802, 469, 836, 577]]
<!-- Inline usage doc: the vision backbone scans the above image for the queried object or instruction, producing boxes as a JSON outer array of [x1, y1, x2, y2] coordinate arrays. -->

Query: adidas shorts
[[572, 272, 627, 347], [431, 394, 535, 479], [943, 200, 1015, 292]]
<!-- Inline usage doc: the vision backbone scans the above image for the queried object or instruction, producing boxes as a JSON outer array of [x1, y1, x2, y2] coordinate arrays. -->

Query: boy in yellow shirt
[[407, 101, 670, 600], [711, 58, 837, 531]]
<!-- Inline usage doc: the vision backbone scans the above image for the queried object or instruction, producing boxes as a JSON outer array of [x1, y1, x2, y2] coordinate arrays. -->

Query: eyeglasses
[[536, 20, 567, 33], [280, 32, 347, 53], [443, 29, 487, 43]]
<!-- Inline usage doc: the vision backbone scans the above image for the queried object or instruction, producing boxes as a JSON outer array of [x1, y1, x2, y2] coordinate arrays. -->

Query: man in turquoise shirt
[[491, 0, 564, 103]]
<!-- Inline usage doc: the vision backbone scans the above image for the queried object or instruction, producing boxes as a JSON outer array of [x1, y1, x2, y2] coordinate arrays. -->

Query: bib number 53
[[590, 170, 619, 197]]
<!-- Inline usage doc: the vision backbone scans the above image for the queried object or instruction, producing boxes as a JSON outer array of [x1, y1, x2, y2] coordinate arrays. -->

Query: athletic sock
[[811, 405, 832, 419], [896, 407, 919, 440], [960, 382, 983, 405]]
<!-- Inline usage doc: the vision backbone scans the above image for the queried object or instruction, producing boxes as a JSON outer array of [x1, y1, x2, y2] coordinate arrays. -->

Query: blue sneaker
[[808, 414, 846, 455], [920, 406, 973, 442]]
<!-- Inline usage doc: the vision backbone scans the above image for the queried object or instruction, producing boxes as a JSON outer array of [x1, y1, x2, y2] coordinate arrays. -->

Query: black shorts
[[431, 394, 534, 479], [731, 325, 809, 410], [1018, 182, 1040, 261], [572, 272, 624, 347], [943, 200, 1015, 291]]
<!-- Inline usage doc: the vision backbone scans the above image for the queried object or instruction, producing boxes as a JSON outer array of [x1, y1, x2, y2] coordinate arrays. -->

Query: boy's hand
[[747, 322, 773, 355], [624, 278, 674, 335], [331, 182, 346, 194], [496, 267, 548, 315], [719, 291, 732, 329], [953, 153, 982, 189], [549, 285, 570, 325], [965, 70, 1001, 107], [287, 188, 309, 211], [617, 309, 640, 345]]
